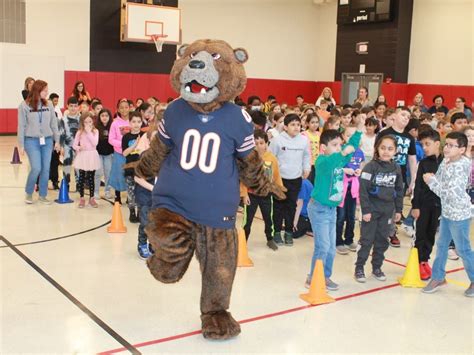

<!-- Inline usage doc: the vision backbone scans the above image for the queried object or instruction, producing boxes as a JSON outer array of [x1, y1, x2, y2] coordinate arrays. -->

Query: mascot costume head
[[135, 39, 285, 340]]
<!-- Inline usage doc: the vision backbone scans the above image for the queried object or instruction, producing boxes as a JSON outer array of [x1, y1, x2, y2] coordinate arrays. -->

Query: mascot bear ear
[[233, 48, 249, 64], [177, 44, 189, 58]]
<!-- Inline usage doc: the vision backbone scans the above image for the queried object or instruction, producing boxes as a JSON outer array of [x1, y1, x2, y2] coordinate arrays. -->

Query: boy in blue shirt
[[293, 179, 313, 239]]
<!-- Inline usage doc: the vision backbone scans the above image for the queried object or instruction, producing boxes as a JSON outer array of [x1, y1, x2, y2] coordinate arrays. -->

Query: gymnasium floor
[[1, 136, 472, 355]]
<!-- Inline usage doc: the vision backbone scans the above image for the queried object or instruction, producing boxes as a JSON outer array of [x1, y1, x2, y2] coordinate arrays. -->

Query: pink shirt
[[73, 130, 98, 152], [108, 116, 130, 154]]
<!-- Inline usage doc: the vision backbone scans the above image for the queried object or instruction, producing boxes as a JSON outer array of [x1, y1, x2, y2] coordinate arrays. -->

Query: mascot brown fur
[[135, 39, 285, 340]]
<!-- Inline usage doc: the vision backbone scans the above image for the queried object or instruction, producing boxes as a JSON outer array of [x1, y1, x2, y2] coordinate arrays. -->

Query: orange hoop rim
[[150, 34, 168, 42]]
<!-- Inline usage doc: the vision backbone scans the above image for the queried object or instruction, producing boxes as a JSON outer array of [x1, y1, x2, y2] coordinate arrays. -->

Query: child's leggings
[[78, 170, 95, 198]]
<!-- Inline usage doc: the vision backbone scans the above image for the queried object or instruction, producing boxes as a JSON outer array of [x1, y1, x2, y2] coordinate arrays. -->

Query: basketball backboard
[[120, 0, 181, 45]]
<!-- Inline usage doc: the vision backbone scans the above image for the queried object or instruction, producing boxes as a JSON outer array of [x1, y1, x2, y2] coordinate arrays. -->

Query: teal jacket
[[311, 131, 362, 207]]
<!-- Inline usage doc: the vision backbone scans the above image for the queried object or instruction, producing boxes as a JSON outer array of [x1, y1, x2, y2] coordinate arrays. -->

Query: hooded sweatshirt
[[359, 159, 404, 215]]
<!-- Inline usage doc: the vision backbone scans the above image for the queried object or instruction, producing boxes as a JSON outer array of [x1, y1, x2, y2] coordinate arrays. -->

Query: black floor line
[[0, 220, 111, 249], [0, 235, 141, 355], [0, 198, 115, 249]]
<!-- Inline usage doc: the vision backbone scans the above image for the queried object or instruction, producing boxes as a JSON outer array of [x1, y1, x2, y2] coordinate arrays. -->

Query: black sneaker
[[129, 208, 139, 223], [273, 233, 284, 246], [372, 268, 387, 281], [355, 268, 366, 283], [266, 240, 278, 251], [284, 232, 293, 246]]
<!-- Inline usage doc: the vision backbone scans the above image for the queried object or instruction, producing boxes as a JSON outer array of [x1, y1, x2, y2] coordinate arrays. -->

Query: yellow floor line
[[446, 278, 469, 288]]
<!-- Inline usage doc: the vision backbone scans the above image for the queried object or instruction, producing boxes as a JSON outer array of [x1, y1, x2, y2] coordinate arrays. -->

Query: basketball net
[[151, 34, 168, 53]]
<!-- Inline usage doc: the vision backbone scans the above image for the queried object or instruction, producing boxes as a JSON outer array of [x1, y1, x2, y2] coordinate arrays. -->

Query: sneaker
[[464, 283, 474, 297], [389, 234, 401, 248], [336, 245, 349, 255], [325, 278, 339, 291], [273, 233, 284, 246], [52, 182, 60, 190], [401, 224, 415, 237], [78, 198, 86, 208], [284, 232, 293, 246], [346, 242, 358, 252], [38, 196, 52, 205], [89, 197, 98, 208], [448, 248, 459, 260], [129, 208, 139, 223], [372, 269, 387, 281], [354, 268, 366, 283], [138, 243, 151, 260], [304, 276, 311, 289], [424, 262, 432, 277], [419, 262, 430, 281], [104, 191, 113, 200], [25, 194, 34, 204], [266, 240, 278, 251], [422, 279, 447, 294]]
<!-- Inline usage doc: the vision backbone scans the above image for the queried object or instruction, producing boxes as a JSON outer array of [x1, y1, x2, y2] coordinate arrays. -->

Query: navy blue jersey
[[153, 99, 255, 229]]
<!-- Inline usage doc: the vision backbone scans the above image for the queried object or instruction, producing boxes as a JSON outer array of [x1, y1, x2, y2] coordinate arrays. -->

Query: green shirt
[[311, 131, 362, 206]]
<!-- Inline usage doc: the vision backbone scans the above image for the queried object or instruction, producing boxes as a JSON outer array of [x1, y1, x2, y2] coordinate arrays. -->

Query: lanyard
[[38, 104, 43, 124]]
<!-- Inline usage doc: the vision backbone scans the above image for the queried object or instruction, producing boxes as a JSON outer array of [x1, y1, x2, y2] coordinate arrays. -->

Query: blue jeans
[[432, 217, 474, 282], [308, 199, 337, 279], [94, 154, 113, 197], [24, 136, 53, 197]]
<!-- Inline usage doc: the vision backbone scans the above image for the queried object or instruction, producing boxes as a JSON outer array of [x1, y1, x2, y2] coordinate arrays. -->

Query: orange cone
[[107, 202, 127, 233], [300, 259, 335, 305], [237, 228, 253, 267]]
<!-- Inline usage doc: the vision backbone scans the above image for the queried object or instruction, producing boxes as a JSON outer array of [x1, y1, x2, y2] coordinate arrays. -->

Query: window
[[0, 0, 26, 44]]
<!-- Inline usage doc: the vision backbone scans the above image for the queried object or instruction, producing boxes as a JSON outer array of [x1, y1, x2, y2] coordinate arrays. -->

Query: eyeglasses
[[444, 143, 460, 149]]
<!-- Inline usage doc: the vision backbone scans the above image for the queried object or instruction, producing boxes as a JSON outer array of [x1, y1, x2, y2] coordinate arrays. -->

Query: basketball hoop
[[151, 34, 168, 53]]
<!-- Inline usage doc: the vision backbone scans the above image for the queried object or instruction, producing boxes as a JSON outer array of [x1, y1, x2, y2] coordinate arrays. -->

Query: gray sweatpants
[[356, 208, 393, 270]]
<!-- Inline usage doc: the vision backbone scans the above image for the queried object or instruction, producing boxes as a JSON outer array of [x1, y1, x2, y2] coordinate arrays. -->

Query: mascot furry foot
[[136, 39, 285, 340], [201, 311, 241, 340]]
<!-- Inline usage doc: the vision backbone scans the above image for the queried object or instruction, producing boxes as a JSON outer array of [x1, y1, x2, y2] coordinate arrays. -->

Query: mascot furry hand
[[135, 39, 286, 340]]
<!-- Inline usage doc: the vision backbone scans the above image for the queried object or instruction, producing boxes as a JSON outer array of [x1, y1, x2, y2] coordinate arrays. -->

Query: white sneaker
[[448, 248, 459, 260], [336, 245, 349, 255], [401, 224, 415, 237], [25, 194, 34, 204]]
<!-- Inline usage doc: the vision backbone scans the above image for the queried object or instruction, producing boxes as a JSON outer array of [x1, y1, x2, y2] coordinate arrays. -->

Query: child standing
[[305, 114, 365, 290], [355, 135, 404, 282], [73, 112, 101, 208], [360, 117, 378, 163], [94, 108, 114, 200], [422, 132, 474, 297], [336, 125, 365, 255], [122, 112, 144, 223], [411, 129, 443, 280], [62, 97, 81, 188], [301, 113, 321, 183], [108, 98, 131, 205], [269, 114, 311, 246], [242, 130, 284, 251]]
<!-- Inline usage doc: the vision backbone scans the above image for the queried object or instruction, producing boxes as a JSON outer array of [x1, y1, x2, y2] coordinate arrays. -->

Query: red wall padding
[[1, 71, 472, 134]]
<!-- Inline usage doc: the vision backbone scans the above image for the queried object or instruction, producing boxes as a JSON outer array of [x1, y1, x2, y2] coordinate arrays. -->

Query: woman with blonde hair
[[315, 87, 336, 109]]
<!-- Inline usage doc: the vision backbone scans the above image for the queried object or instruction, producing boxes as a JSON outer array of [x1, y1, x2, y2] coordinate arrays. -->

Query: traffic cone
[[237, 228, 253, 267], [398, 247, 425, 288], [54, 178, 73, 204], [107, 202, 127, 233], [300, 259, 335, 305], [10, 147, 22, 164]]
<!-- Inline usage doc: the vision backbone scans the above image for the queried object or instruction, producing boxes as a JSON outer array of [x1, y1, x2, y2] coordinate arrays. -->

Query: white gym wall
[[0, 0, 472, 109]]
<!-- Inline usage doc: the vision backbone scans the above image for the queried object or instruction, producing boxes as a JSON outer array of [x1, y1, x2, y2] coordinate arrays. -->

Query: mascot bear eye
[[211, 53, 221, 60], [190, 52, 198, 58]]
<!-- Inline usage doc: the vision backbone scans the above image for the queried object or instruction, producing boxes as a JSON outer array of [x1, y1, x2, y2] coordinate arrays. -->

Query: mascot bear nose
[[189, 60, 206, 69]]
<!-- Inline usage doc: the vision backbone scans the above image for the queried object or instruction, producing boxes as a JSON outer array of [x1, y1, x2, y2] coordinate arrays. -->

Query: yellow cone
[[300, 259, 335, 305], [398, 247, 425, 288], [107, 202, 127, 233], [237, 228, 253, 267]]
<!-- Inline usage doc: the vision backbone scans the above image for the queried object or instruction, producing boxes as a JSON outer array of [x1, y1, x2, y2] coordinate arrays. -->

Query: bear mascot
[[134, 39, 286, 340]]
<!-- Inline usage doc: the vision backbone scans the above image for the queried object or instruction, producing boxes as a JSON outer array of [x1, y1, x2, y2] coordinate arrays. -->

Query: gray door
[[341, 73, 384, 105]]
